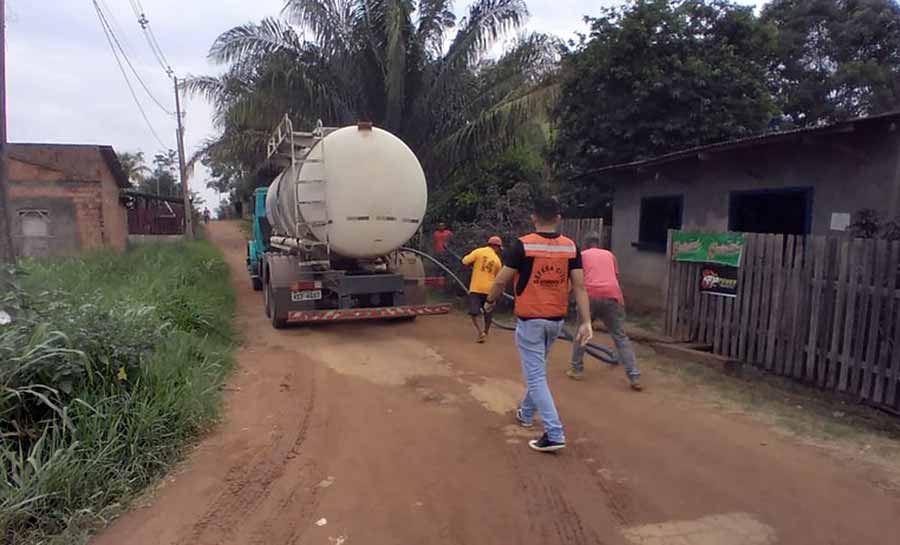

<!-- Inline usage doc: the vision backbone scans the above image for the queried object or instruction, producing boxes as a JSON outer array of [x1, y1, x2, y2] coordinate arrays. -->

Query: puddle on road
[[467, 378, 523, 415], [314, 337, 452, 386], [623, 512, 776, 545]]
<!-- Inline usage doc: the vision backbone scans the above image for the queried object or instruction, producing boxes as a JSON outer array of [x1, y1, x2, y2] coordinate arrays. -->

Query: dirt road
[[92, 221, 900, 545]]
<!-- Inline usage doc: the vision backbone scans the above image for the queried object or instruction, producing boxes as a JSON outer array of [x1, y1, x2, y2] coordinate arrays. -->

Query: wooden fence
[[560, 218, 610, 248], [666, 232, 900, 411], [124, 192, 185, 235]]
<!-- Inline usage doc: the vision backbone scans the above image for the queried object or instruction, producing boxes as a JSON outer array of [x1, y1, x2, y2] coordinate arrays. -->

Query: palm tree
[[117, 151, 151, 188], [185, 0, 561, 193]]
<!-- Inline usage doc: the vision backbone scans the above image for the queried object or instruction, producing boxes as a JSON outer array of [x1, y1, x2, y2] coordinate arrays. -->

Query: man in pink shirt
[[568, 235, 642, 390]]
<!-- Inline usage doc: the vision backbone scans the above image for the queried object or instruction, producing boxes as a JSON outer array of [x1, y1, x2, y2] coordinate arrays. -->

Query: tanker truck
[[247, 116, 450, 328]]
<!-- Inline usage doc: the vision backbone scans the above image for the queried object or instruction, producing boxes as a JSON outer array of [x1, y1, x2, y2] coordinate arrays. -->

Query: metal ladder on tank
[[267, 116, 334, 268]]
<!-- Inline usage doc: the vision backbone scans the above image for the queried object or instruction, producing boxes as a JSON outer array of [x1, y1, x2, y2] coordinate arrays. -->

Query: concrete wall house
[[7, 143, 130, 257], [594, 111, 900, 311]]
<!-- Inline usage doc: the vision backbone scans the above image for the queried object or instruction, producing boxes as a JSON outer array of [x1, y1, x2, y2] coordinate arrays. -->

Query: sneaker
[[629, 378, 644, 391], [515, 408, 533, 428], [566, 368, 584, 381], [528, 433, 566, 452]]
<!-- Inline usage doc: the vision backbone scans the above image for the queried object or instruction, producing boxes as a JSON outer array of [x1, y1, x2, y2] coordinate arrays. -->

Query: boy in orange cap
[[462, 236, 503, 342]]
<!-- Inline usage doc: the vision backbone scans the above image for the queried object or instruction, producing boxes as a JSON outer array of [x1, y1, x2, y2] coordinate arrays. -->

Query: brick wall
[[8, 159, 107, 253]]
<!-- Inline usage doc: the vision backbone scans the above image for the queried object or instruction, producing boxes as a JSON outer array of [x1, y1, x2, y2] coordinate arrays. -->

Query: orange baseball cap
[[488, 236, 503, 246]]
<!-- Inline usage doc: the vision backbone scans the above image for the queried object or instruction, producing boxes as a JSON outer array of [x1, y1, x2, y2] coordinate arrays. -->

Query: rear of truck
[[251, 118, 450, 328], [261, 250, 449, 329]]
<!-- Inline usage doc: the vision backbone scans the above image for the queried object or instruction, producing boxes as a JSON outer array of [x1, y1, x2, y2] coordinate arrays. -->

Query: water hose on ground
[[400, 247, 618, 366]]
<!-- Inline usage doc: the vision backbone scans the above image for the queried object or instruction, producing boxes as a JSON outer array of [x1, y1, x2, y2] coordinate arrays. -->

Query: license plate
[[292, 290, 322, 302]]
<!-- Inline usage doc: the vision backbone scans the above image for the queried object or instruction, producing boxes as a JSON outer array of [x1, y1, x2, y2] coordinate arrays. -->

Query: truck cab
[[246, 187, 270, 291]]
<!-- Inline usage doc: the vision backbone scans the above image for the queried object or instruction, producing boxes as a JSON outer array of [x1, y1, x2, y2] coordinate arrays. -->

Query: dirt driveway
[[92, 221, 900, 545]]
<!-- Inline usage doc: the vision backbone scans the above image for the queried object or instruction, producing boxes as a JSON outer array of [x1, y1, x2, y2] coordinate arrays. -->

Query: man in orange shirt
[[485, 197, 593, 453], [568, 235, 642, 390], [462, 236, 503, 343]]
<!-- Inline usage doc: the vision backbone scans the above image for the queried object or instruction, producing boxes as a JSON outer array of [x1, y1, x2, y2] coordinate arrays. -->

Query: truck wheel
[[267, 284, 287, 329], [252, 276, 263, 291], [264, 281, 272, 318]]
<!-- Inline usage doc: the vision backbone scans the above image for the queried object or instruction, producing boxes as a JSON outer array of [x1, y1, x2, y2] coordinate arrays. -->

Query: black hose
[[400, 246, 618, 365]]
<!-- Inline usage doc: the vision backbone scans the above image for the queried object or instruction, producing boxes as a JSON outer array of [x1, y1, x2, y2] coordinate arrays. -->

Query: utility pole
[[0, 0, 17, 270], [173, 75, 193, 239]]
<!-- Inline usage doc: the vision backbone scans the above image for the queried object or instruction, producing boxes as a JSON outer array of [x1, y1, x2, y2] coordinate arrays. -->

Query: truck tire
[[267, 284, 287, 329], [251, 277, 263, 291], [264, 280, 272, 318]]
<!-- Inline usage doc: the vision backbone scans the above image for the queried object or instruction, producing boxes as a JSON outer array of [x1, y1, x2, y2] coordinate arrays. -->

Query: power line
[[98, 0, 142, 65], [92, 0, 168, 149], [128, 0, 174, 78], [93, 1, 174, 116]]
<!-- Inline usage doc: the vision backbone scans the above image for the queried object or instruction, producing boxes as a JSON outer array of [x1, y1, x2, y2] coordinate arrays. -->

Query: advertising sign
[[672, 232, 745, 267], [699, 264, 738, 298]]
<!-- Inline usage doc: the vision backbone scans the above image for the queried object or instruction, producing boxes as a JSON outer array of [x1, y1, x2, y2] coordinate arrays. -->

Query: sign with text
[[700, 265, 738, 297], [672, 232, 745, 267]]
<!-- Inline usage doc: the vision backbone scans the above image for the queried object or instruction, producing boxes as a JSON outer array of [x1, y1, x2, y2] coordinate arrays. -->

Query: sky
[[6, 0, 765, 212]]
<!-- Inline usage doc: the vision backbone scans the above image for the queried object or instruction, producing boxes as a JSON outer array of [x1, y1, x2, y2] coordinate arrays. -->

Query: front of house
[[597, 112, 900, 310], [7, 143, 130, 257]]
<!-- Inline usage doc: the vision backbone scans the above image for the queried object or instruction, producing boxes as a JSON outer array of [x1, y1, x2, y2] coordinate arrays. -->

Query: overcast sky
[[6, 0, 764, 211]]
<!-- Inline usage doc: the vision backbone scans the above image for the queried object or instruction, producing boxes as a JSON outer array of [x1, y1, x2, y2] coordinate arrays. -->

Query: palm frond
[[208, 18, 307, 65], [443, 0, 528, 70], [432, 79, 559, 170], [416, 0, 456, 56], [466, 33, 563, 113], [282, 0, 358, 53]]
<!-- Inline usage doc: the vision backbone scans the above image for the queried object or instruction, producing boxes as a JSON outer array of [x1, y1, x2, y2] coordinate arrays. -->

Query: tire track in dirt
[[181, 373, 318, 545], [507, 441, 604, 545], [571, 438, 637, 527]]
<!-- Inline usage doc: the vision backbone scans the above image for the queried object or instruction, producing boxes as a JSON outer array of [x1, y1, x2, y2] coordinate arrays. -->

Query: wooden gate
[[666, 231, 900, 411], [560, 218, 610, 248]]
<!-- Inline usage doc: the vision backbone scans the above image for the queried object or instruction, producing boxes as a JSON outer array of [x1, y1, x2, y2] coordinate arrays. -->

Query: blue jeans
[[516, 318, 565, 443], [571, 298, 640, 379]]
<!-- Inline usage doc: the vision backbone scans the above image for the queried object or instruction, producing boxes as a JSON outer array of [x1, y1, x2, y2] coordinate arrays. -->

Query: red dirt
[[91, 221, 900, 545]]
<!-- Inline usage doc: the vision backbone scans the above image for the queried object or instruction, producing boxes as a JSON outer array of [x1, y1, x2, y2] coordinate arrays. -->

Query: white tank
[[266, 125, 427, 259]]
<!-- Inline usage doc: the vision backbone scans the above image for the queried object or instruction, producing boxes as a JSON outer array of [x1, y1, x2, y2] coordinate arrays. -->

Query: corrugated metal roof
[[576, 110, 900, 178]]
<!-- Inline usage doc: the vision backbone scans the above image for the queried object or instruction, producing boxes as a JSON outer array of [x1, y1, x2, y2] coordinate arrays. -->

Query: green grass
[[0, 241, 236, 544]]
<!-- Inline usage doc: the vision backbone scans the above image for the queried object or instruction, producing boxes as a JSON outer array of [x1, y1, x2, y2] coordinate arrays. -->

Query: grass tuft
[[0, 241, 236, 544]]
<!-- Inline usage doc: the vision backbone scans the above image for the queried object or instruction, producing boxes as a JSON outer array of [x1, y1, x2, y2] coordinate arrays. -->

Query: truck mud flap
[[287, 304, 451, 323]]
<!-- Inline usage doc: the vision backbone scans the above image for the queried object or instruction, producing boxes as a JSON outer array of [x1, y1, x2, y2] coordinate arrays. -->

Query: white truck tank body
[[266, 125, 427, 259]]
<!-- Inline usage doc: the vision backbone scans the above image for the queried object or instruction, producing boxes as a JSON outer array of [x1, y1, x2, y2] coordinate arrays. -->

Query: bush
[[0, 241, 235, 544]]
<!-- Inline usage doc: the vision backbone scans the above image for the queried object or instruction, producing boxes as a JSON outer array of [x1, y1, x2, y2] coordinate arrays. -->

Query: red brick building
[[7, 143, 130, 257]]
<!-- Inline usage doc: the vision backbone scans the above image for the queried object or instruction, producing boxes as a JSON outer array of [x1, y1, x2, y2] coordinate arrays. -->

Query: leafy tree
[[762, 0, 900, 125], [552, 0, 776, 180], [430, 125, 547, 224], [185, 0, 562, 202], [849, 208, 900, 240], [138, 150, 181, 197], [117, 151, 151, 187]]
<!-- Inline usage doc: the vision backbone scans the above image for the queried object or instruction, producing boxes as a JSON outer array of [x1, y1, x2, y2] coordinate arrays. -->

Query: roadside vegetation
[[0, 242, 236, 544]]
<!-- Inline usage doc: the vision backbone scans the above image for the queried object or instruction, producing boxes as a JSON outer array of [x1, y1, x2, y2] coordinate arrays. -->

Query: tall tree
[[138, 150, 180, 197], [185, 0, 562, 200], [117, 151, 151, 188], [762, 0, 900, 125], [552, 0, 776, 180]]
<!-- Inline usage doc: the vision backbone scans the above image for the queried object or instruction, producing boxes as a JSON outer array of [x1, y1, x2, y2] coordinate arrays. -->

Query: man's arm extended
[[461, 250, 477, 266], [483, 266, 516, 312], [569, 269, 593, 346]]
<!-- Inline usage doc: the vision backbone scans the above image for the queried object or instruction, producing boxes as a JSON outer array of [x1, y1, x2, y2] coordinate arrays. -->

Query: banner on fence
[[672, 232, 745, 266], [699, 264, 738, 297]]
